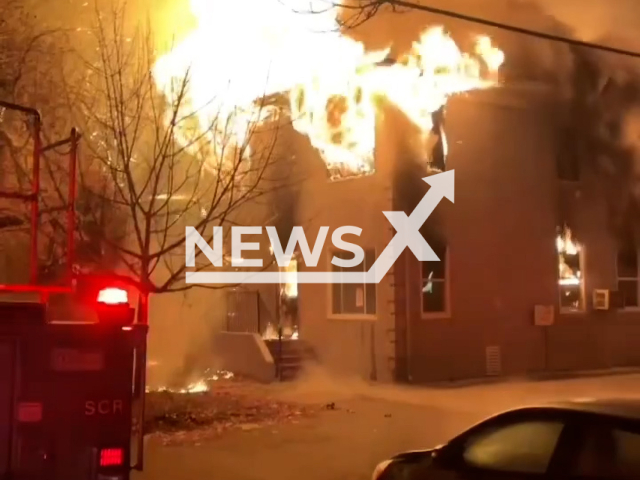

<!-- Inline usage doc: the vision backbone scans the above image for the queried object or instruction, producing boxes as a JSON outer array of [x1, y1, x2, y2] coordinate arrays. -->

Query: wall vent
[[485, 346, 502, 376]]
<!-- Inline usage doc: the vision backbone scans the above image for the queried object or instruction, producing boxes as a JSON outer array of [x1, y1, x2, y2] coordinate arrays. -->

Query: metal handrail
[[0, 100, 80, 291]]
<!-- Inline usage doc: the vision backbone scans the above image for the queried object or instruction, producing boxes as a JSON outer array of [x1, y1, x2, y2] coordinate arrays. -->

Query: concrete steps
[[264, 339, 316, 381]]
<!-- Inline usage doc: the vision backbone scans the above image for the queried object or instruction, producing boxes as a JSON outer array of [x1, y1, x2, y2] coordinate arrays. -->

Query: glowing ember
[[146, 370, 235, 394], [262, 323, 299, 340], [263, 323, 279, 340], [152, 0, 504, 179], [181, 380, 208, 393], [210, 370, 235, 381]]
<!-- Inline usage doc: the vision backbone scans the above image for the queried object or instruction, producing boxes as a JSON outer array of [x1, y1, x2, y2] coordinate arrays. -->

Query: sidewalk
[[425, 366, 640, 389], [268, 367, 640, 418]]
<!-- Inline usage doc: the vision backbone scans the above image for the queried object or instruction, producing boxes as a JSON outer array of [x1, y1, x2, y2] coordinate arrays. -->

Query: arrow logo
[[367, 169, 455, 282]]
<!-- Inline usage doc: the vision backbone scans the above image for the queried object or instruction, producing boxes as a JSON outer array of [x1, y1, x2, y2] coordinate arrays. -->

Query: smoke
[[346, 0, 640, 238], [277, 363, 373, 404], [147, 287, 228, 388], [534, 0, 640, 45]]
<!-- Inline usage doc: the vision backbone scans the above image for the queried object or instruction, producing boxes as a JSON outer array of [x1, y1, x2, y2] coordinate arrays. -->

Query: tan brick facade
[[296, 85, 640, 383]]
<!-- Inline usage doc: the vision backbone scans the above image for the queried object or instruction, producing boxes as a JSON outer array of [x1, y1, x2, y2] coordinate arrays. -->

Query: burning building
[[287, 81, 640, 383], [151, 0, 640, 383]]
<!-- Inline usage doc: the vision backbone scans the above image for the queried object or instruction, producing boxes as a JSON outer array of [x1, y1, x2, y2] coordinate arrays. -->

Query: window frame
[[420, 246, 451, 319], [616, 247, 640, 312], [327, 248, 377, 320], [558, 247, 586, 314]]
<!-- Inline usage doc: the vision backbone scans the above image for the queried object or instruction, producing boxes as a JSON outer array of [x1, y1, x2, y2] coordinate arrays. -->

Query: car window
[[571, 425, 640, 479], [462, 419, 564, 474]]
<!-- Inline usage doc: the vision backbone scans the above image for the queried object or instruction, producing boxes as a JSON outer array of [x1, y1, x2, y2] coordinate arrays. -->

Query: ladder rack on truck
[[0, 101, 148, 480]]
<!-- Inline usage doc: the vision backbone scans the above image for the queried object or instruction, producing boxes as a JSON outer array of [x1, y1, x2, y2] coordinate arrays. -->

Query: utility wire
[[383, 1, 640, 59]]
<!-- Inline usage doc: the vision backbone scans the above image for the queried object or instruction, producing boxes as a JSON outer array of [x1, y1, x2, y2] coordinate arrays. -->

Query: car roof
[[512, 398, 640, 421]]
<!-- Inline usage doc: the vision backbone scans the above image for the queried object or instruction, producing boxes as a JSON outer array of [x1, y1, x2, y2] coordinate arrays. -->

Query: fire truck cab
[[0, 100, 149, 480], [0, 290, 147, 480]]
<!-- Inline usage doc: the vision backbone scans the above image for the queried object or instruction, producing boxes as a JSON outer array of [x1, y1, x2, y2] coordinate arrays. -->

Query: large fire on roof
[[151, 0, 504, 179]]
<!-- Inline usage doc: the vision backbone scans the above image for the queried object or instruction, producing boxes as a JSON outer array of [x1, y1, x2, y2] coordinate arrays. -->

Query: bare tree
[[0, 0, 97, 286], [61, 3, 287, 322]]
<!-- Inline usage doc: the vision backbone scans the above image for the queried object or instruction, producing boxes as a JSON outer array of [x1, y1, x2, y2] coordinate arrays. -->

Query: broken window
[[422, 241, 448, 314], [331, 249, 376, 316], [428, 106, 447, 172], [617, 246, 639, 309], [556, 227, 584, 311]]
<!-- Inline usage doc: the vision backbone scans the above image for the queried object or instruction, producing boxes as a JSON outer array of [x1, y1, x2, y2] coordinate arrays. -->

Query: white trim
[[558, 248, 586, 313], [615, 247, 640, 311], [420, 247, 451, 319], [619, 307, 640, 313], [327, 248, 378, 320], [328, 314, 377, 321]]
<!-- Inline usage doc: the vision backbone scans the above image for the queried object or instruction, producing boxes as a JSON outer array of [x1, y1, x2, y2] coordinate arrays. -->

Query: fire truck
[[0, 101, 148, 480]]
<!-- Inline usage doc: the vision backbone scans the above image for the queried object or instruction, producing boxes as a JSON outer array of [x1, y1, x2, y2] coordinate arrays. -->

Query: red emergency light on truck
[[0, 288, 147, 480], [0, 101, 149, 480]]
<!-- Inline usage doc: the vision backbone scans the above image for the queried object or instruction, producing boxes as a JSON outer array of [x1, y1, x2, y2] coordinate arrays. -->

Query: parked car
[[372, 399, 640, 479]]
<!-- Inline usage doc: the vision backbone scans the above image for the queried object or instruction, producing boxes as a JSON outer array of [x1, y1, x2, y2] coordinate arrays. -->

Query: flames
[[151, 0, 504, 178], [147, 369, 235, 394], [557, 226, 582, 286]]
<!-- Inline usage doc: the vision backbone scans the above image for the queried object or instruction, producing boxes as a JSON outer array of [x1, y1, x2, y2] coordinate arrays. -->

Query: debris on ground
[[145, 379, 318, 445]]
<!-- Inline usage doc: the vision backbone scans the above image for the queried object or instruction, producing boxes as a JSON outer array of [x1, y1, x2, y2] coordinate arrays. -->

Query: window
[[331, 249, 376, 316], [422, 242, 448, 314], [557, 227, 585, 311], [617, 247, 639, 309], [571, 425, 640, 478], [463, 420, 564, 474]]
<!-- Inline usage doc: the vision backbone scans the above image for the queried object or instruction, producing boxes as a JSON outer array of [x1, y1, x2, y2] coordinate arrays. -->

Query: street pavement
[[134, 372, 640, 480]]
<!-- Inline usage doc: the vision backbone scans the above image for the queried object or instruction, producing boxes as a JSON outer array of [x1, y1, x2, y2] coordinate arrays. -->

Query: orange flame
[[152, 1, 504, 178], [557, 226, 582, 286]]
